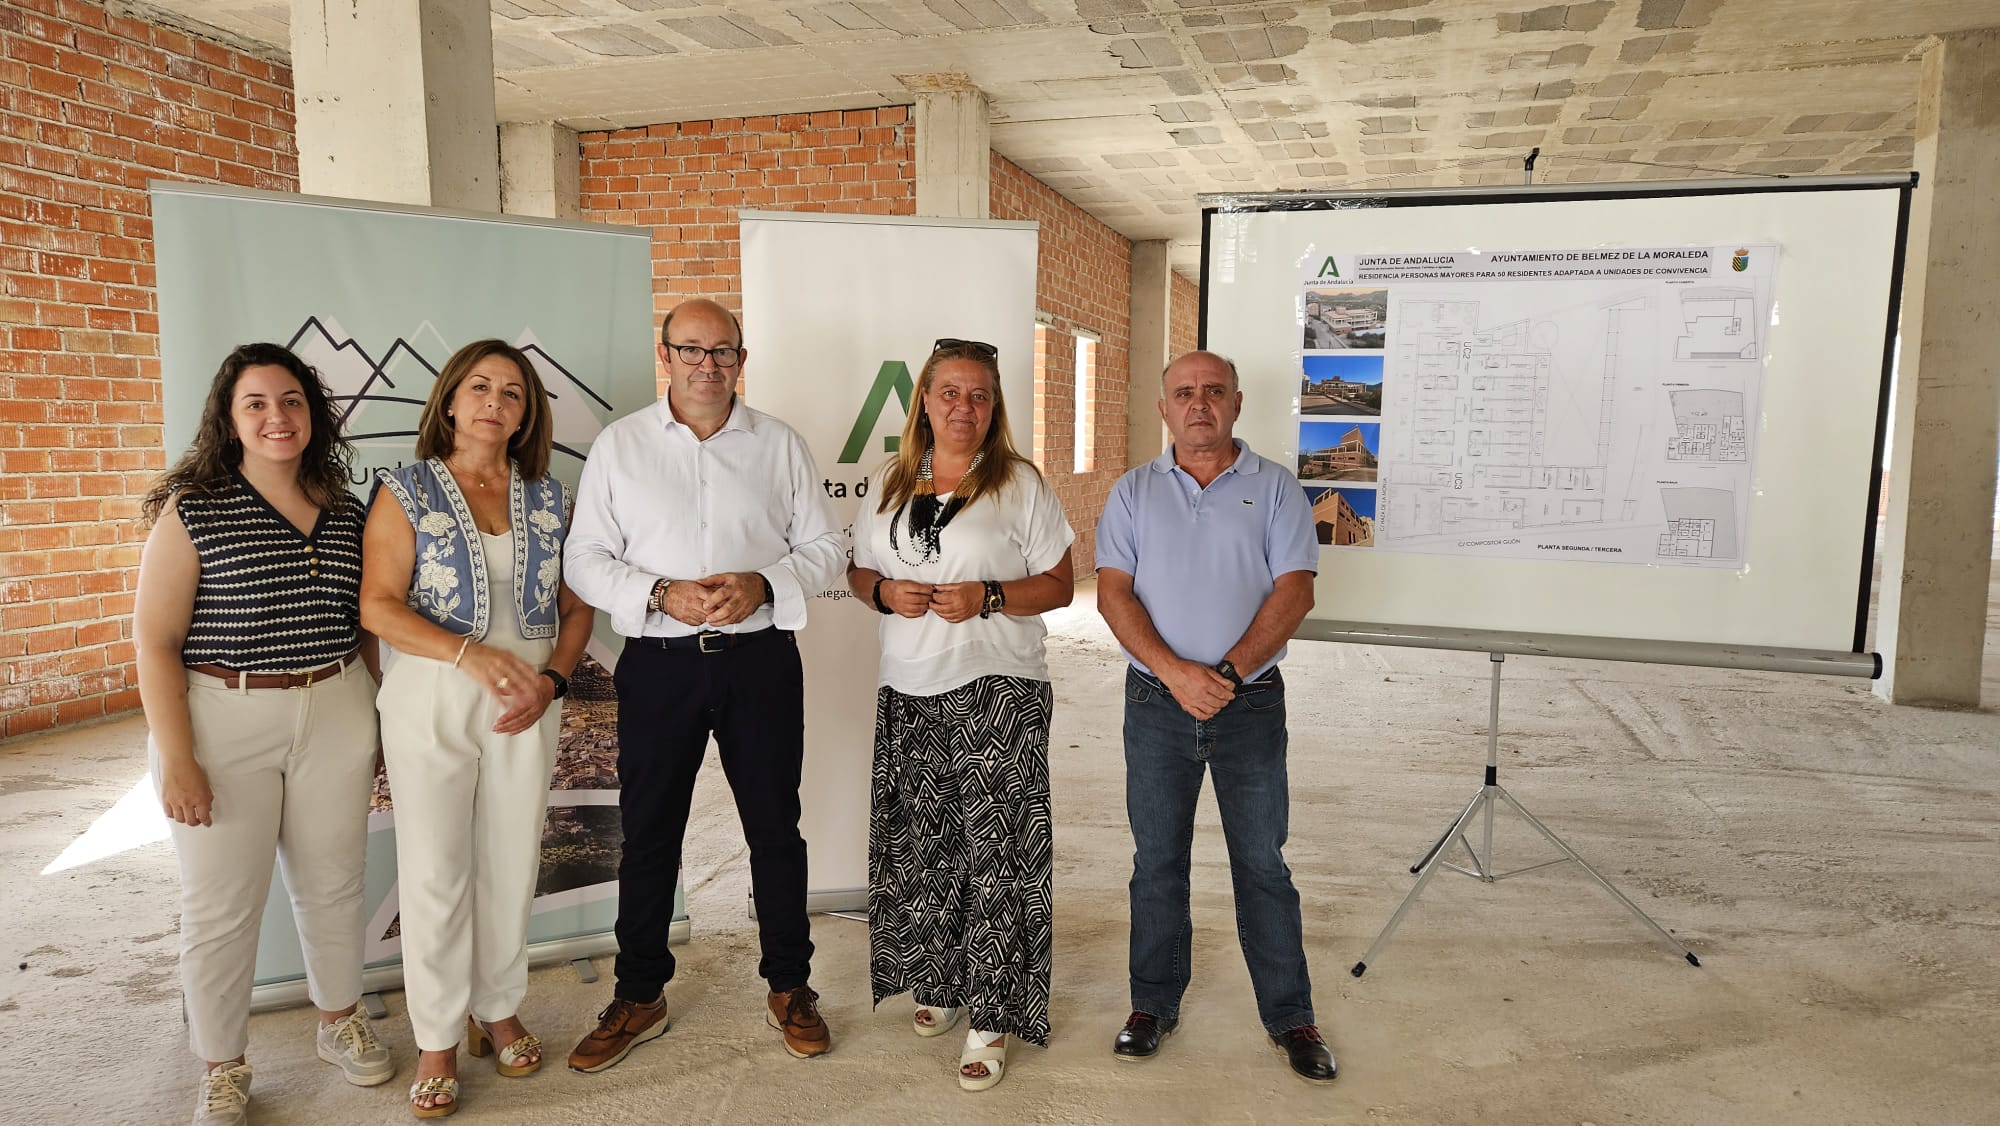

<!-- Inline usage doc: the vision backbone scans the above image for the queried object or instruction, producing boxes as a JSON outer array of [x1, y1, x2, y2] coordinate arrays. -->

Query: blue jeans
[[1123, 665, 1314, 1034]]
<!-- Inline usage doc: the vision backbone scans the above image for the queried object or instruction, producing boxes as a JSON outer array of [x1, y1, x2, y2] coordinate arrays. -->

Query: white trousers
[[153, 661, 378, 1063], [377, 648, 558, 1050]]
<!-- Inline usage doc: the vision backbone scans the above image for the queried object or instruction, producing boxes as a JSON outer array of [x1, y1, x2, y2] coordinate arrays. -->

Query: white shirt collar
[[657, 393, 754, 439]]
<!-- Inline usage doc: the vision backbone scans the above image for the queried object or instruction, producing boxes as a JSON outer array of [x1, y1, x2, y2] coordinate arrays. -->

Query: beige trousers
[[153, 660, 379, 1063], [377, 646, 558, 1051]]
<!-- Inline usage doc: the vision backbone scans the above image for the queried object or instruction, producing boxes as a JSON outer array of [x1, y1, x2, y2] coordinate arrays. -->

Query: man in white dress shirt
[[563, 298, 847, 1071]]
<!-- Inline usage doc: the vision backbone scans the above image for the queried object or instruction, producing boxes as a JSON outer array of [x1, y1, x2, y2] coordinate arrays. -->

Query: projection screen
[[1200, 175, 1914, 656]]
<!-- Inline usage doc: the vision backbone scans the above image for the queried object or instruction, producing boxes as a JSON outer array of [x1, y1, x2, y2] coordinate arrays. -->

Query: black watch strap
[[1214, 659, 1242, 687], [540, 667, 569, 699], [871, 576, 892, 614]]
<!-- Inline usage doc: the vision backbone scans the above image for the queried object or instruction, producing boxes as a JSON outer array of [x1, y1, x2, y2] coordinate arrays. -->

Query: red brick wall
[[990, 152, 1130, 572], [1169, 269, 1199, 363], [576, 107, 915, 383], [0, 0, 298, 739]]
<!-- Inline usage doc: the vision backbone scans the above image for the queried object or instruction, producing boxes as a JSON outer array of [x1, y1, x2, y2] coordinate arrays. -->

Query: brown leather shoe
[[567, 995, 670, 1074], [765, 985, 831, 1059]]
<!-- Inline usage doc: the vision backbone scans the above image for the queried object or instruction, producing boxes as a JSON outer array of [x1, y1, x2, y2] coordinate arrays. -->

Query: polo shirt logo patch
[[1242, 498, 1255, 504]]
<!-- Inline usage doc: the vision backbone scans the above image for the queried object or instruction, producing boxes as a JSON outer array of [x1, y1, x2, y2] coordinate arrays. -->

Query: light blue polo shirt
[[1095, 439, 1320, 680]]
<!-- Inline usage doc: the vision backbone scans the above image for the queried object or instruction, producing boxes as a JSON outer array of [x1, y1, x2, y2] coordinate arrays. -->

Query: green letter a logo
[[838, 360, 914, 464], [1316, 256, 1341, 279]]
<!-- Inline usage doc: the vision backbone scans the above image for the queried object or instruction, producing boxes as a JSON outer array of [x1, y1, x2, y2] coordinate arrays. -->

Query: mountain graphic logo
[[287, 317, 613, 465]]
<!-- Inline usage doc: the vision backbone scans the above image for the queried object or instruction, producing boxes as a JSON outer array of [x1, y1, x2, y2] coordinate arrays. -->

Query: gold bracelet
[[453, 636, 472, 666]]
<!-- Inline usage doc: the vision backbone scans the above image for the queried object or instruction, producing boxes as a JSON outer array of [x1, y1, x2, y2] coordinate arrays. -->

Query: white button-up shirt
[[564, 395, 846, 638]]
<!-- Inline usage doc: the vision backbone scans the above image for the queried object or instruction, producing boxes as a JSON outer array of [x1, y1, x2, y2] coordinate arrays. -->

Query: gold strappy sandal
[[408, 1074, 458, 1119], [467, 1015, 543, 1077]]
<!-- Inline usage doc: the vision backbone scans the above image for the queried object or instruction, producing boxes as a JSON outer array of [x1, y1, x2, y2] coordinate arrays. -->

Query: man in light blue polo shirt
[[1094, 349, 1334, 1083]]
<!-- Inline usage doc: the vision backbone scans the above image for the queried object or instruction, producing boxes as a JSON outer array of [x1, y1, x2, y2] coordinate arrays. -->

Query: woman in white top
[[359, 340, 594, 1118], [846, 338, 1075, 1092]]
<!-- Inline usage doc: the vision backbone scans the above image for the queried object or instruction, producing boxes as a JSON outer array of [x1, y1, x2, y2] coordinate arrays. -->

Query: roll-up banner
[[150, 183, 668, 1009], [738, 211, 1040, 909]]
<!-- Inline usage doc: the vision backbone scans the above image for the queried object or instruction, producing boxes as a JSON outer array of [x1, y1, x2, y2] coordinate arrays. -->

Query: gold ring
[[497, 677, 510, 689]]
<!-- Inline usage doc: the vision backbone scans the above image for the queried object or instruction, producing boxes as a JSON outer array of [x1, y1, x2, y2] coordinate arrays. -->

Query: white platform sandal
[[958, 1028, 1007, 1092], [408, 1074, 459, 1119], [467, 1015, 542, 1077], [914, 1002, 965, 1038]]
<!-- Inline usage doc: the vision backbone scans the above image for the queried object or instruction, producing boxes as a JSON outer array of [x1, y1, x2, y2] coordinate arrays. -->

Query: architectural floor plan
[[1674, 287, 1761, 361], [1374, 280, 1762, 568], [1657, 486, 1741, 559], [1665, 389, 1748, 462]]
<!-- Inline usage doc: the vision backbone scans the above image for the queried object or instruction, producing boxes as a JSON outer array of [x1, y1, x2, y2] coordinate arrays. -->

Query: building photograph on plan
[[1301, 353, 1384, 415], [1299, 420, 1380, 482], [1304, 484, 1377, 547], [1302, 286, 1389, 349]]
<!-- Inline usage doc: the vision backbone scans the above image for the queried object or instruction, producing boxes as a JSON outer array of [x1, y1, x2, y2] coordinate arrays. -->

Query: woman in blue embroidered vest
[[359, 339, 594, 1118], [135, 343, 394, 1126]]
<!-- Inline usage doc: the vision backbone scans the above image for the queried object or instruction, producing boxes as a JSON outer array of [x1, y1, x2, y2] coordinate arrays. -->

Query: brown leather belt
[[187, 651, 359, 689]]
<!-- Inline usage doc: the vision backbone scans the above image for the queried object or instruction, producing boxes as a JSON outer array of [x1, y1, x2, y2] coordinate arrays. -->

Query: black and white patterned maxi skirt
[[868, 674, 1054, 1046]]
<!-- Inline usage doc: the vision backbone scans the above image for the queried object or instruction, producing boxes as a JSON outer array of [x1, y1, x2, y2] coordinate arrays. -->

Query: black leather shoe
[[1270, 1024, 1337, 1082], [1111, 1011, 1179, 1060]]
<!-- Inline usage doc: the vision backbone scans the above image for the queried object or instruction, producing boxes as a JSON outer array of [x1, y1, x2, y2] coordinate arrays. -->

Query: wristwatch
[[979, 580, 1006, 619], [1213, 659, 1243, 688], [540, 668, 570, 699]]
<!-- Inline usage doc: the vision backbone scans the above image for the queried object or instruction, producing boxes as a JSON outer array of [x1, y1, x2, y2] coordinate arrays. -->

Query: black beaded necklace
[[891, 445, 983, 565]]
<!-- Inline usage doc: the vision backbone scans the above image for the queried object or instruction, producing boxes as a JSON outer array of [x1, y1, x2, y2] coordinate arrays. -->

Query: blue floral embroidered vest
[[373, 458, 570, 641]]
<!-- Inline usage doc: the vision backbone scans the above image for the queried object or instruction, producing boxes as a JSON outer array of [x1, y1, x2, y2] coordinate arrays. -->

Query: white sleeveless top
[[478, 530, 553, 665]]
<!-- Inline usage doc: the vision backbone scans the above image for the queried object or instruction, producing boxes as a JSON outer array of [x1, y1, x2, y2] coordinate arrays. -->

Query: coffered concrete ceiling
[[138, 1, 1996, 273]]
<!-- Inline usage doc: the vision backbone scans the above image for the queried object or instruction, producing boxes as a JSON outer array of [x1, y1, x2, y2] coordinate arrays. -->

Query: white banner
[[739, 211, 1039, 907]]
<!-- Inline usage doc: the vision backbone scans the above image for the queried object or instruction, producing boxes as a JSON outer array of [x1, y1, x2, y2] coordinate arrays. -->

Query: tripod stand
[[1350, 651, 1702, 976]]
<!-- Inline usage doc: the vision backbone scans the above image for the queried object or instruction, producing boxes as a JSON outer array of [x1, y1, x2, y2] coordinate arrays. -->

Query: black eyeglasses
[[932, 338, 998, 361], [667, 343, 742, 368]]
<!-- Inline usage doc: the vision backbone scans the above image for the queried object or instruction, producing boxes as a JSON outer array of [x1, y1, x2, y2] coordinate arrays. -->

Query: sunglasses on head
[[932, 338, 998, 361]]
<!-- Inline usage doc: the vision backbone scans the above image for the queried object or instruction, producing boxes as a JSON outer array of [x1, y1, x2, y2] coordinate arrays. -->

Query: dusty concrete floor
[[3, 576, 1997, 1126]]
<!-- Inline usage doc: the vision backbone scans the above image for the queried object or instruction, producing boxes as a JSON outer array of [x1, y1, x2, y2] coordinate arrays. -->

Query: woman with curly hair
[[360, 339, 593, 1118], [135, 343, 394, 1126]]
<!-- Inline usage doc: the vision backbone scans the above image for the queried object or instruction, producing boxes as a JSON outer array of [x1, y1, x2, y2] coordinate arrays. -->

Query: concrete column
[[289, 0, 499, 210], [911, 87, 989, 219], [500, 122, 581, 220], [1128, 240, 1172, 468], [1875, 28, 2000, 708]]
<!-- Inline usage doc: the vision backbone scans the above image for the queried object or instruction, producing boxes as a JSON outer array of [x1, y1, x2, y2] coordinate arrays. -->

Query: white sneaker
[[194, 1062, 251, 1125], [316, 1011, 395, 1086]]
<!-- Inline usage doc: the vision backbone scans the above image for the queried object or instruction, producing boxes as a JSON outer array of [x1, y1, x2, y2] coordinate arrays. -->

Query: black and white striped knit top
[[176, 474, 366, 672]]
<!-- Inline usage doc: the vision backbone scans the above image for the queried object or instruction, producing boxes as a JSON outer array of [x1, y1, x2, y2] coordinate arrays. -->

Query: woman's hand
[[158, 756, 215, 827], [928, 581, 984, 623], [459, 641, 540, 707], [493, 671, 556, 735], [881, 579, 935, 618]]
